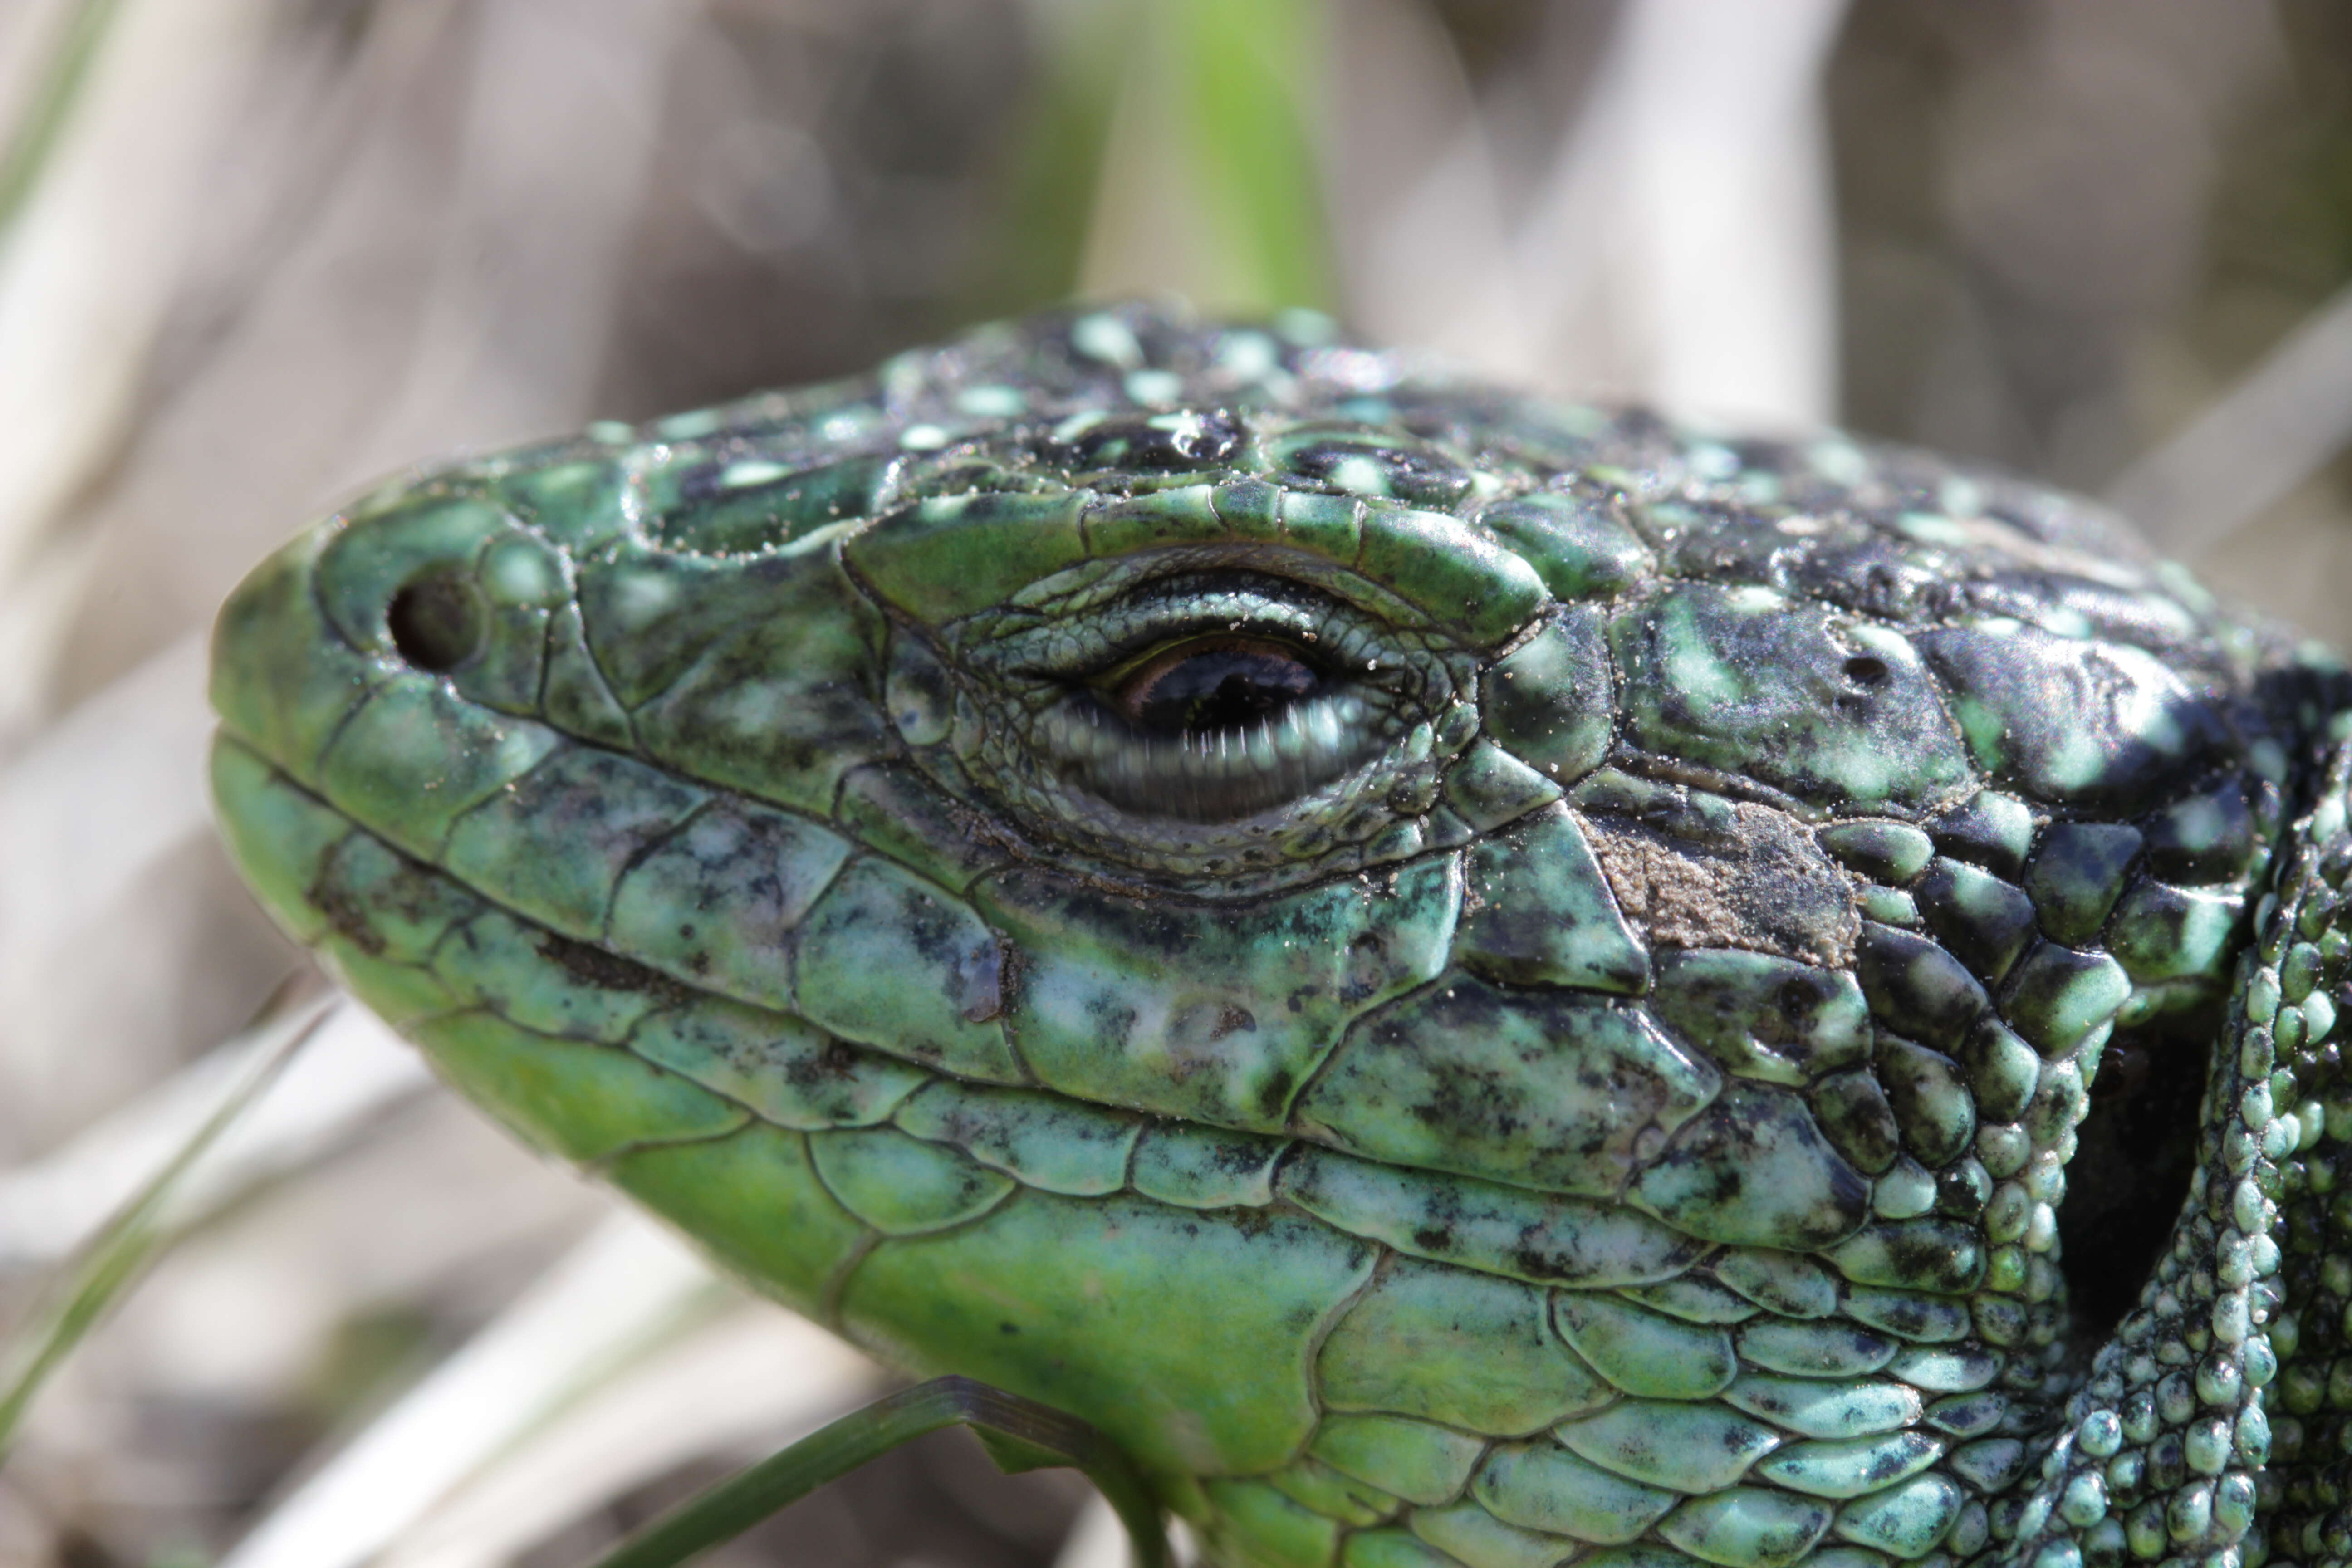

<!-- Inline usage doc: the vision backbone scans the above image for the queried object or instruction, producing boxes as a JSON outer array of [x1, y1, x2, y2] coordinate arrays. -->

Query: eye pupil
[[1124, 641, 1318, 736]]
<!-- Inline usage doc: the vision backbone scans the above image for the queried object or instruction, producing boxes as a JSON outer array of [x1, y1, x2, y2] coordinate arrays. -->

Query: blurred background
[[1, 0, 2350, 1563]]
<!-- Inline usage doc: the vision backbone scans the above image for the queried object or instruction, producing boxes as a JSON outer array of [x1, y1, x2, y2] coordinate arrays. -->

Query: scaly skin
[[209, 303, 2352, 1568]]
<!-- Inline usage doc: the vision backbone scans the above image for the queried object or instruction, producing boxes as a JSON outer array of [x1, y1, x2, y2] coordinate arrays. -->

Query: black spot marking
[[1266, 431, 1474, 509], [1041, 408, 1245, 473], [1253, 1064, 1290, 1122], [308, 872, 387, 956]]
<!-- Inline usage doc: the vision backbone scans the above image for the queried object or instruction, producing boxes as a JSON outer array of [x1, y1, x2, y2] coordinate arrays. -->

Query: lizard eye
[[995, 576, 1401, 827], [941, 565, 1461, 876], [1065, 628, 1374, 824], [1117, 637, 1321, 736]]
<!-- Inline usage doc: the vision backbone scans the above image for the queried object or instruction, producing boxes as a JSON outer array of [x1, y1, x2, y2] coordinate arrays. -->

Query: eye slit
[[1117, 637, 1320, 736], [387, 569, 487, 672]]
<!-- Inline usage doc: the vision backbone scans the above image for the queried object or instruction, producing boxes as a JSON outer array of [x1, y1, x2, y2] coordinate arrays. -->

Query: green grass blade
[[587, 1375, 1169, 1568], [0, 1195, 160, 1454], [0, 0, 131, 245], [1167, 0, 1335, 313], [962, 0, 1141, 318], [0, 981, 333, 1457]]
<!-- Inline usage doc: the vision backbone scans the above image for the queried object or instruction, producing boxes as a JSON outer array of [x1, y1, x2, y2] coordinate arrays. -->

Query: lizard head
[[209, 302, 2347, 1567]]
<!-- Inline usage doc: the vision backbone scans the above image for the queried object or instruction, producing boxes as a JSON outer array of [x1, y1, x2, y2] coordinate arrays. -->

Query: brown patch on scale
[[1582, 800, 1856, 969], [307, 837, 461, 959], [309, 872, 387, 956], [788, 1036, 882, 1088], [533, 931, 689, 1001]]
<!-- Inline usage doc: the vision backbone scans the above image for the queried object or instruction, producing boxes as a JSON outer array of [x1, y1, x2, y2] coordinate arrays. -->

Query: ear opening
[[2058, 1003, 2218, 1338]]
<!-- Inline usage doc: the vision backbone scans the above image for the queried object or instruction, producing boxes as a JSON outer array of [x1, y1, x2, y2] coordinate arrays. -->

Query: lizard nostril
[[1842, 654, 1890, 686], [386, 569, 487, 673]]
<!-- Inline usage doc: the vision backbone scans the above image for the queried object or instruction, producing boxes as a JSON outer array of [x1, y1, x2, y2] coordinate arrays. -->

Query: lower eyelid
[[1045, 690, 1374, 823]]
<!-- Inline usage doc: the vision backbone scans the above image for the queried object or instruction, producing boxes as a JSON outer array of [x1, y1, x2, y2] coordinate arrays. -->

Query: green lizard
[[209, 301, 2352, 1568]]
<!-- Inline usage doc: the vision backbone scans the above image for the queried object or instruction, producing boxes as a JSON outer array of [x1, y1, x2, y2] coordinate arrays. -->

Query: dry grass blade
[[1328, 0, 1520, 370], [0, 0, 279, 743], [2105, 279, 2352, 556], [0, 0, 126, 244], [1507, 0, 1849, 421], [217, 1210, 728, 1568], [0, 980, 333, 1455], [1053, 1495, 1132, 1568], [0, 636, 279, 1142], [376, 1308, 878, 1568], [0, 996, 429, 1268]]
